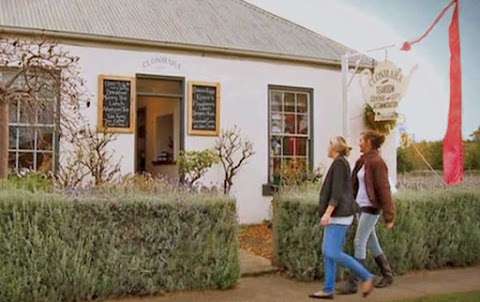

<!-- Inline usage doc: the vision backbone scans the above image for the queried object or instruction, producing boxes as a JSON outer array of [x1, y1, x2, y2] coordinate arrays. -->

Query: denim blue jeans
[[353, 212, 384, 260], [322, 224, 373, 294]]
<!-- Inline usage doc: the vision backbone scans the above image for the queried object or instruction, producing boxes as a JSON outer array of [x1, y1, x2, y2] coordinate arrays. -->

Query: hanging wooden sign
[[360, 60, 415, 121], [188, 81, 221, 136], [98, 75, 136, 133]]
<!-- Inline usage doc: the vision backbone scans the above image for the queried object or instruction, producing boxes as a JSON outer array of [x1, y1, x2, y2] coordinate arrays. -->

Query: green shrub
[[4, 171, 53, 192], [0, 189, 240, 302], [396, 139, 480, 171], [178, 150, 219, 188], [272, 187, 480, 281]]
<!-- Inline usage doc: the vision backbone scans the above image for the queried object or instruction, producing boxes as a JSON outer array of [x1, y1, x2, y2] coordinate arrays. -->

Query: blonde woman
[[310, 137, 374, 299]]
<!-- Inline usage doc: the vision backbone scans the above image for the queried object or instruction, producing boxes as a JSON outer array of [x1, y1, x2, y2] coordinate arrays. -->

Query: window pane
[[6, 71, 25, 88], [284, 93, 295, 112], [8, 152, 17, 170], [271, 136, 282, 156], [297, 114, 308, 135], [9, 101, 18, 123], [38, 82, 58, 100], [295, 138, 308, 156], [18, 127, 35, 150], [19, 102, 36, 124], [284, 114, 295, 134], [281, 158, 292, 174], [271, 91, 282, 112], [8, 126, 17, 150], [268, 88, 312, 184], [283, 137, 295, 156], [271, 157, 282, 184], [296, 94, 308, 113], [37, 127, 54, 151], [271, 113, 283, 134], [294, 158, 308, 173], [37, 101, 55, 124], [18, 152, 34, 170], [37, 152, 53, 173]]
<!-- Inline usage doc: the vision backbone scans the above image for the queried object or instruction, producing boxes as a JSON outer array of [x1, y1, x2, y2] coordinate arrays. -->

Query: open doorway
[[135, 75, 184, 181]]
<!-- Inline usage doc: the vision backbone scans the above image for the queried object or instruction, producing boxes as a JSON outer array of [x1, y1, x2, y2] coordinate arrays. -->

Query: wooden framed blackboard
[[188, 81, 221, 136], [98, 75, 136, 133]]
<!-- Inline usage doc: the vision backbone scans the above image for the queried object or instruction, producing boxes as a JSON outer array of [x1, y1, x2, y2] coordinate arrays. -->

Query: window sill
[[262, 183, 280, 196]]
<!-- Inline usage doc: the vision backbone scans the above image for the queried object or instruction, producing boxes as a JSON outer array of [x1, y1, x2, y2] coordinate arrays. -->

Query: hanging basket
[[363, 104, 397, 135]]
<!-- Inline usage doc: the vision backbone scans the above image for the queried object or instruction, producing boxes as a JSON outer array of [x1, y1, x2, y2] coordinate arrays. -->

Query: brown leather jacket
[[352, 150, 396, 223]]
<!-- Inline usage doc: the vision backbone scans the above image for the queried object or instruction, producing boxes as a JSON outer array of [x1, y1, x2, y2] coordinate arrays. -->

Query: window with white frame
[[269, 87, 312, 184], [3, 70, 58, 173]]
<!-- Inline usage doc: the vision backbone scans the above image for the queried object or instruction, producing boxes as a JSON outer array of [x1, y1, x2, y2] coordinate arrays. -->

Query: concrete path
[[239, 249, 278, 277], [106, 266, 480, 302]]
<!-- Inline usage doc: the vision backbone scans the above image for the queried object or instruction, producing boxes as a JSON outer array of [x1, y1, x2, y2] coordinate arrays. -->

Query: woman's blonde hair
[[330, 136, 352, 157]]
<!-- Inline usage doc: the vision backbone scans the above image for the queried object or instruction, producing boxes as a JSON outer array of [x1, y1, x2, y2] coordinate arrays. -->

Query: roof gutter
[[0, 26, 373, 69]]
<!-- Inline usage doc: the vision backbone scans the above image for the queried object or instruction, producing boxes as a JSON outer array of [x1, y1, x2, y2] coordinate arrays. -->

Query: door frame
[[134, 74, 186, 175]]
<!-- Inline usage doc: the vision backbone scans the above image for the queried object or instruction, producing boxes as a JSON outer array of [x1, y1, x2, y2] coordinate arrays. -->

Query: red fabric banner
[[401, 0, 456, 51], [402, 0, 464, 185], [443, 0, 464, 185]]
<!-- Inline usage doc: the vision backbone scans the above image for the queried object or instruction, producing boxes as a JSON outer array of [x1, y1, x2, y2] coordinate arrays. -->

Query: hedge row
[[0, 189, 240, 302], [272, 187, 480, 281]]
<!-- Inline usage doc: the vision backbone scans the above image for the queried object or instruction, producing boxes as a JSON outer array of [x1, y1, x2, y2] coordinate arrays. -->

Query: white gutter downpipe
[[341, 52, 367, 139], [341, 54, 349, 138]]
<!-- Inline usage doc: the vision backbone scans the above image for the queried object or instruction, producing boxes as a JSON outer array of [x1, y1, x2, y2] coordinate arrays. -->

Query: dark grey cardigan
[[319, 156, 356, 217]]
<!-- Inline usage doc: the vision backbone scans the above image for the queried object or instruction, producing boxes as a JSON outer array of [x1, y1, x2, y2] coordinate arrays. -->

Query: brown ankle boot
[[374, 254, 394, 288]]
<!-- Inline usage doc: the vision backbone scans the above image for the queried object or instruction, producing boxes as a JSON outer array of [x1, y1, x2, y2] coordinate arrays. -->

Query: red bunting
[[401, 0, 463, 185], [444, 0, 464, 185]]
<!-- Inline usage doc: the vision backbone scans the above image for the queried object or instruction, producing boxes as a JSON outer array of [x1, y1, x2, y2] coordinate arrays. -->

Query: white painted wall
[[63, 43, 397, 223]]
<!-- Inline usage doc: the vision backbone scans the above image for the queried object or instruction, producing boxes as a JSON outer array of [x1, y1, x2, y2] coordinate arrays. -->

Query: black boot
[[337, 259, 365, 295], [374, 254, 394, 288]]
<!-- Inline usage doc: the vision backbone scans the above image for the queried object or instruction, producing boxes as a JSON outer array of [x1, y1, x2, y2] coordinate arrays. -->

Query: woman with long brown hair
[[339, 130, 396, 295]]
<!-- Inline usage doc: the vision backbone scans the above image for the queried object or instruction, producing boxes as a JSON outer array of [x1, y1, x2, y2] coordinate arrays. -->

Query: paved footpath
[[106, 266, 480, 302]]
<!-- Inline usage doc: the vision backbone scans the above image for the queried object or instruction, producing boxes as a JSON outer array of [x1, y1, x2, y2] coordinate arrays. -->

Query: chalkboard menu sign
[[98, 76, 135, 133], [188, 81, 221, 136]]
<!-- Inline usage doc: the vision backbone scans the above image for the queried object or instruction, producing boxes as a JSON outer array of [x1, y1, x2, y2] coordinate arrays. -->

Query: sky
[[246, 0, 480, 141]]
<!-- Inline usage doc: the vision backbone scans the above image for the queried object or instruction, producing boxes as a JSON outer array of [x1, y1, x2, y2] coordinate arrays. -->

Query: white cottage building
[[0, 0, 397, 223]]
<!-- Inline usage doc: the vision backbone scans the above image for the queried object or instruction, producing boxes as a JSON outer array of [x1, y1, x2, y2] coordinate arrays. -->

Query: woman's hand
[[320, 214, 331, 226], [386, 222, 394, 229], [321, 205, 335, 226]]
